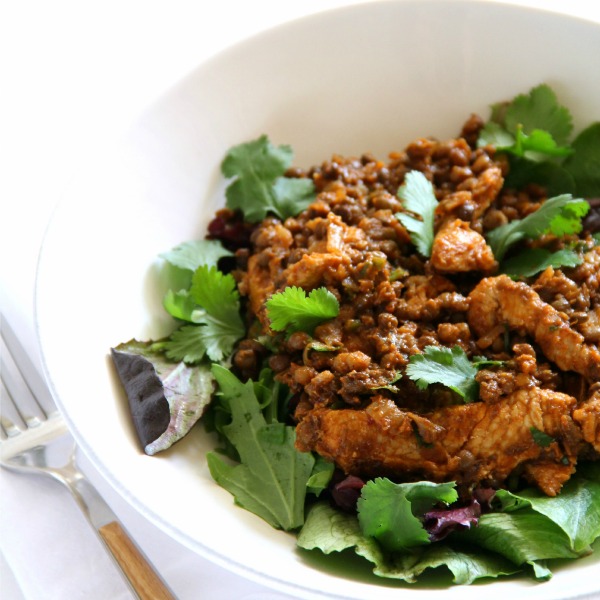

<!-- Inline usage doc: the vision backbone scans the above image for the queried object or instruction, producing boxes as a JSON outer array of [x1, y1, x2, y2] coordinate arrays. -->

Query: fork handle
[[99, 521, 175, 600], [64, 470, 176, 600]]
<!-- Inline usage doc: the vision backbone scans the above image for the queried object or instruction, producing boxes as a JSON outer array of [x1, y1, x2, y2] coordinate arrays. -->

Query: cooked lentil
[[217, 116, 600, 497]]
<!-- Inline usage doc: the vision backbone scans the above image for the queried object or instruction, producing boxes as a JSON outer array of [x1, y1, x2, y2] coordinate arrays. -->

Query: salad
[[111, 84, 600, 585]]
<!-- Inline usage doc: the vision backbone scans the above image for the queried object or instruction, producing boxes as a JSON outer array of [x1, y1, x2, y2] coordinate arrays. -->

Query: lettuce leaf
[[494, 462, 600, 553], [298, 502, 518, 584], [111, 340, 214, 455], [207, 365, 315, 530], [297, 463, 600, 583]]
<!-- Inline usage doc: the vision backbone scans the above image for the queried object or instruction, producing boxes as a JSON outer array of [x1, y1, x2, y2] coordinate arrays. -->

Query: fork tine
[[1, 379, 23, 438], [1, 316, 58, 415], [0, 332, 47, 427]]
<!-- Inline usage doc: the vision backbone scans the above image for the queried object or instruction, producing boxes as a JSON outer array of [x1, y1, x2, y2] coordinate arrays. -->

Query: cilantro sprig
[[501, 247, 582, 278], [159, 239, 233, 273], [164, 265, 245, 363], [481, 84, 573, 156], [478, 84, 600, 197], [395, 171, 438, 257], [485, 193, 589, 261], [266, 286, 340, 334], [405, 345, 501, 403], [221, 135, 315, 222]]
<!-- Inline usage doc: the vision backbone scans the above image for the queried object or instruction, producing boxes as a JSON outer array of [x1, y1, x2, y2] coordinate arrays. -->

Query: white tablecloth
[[1, 1, 599, 598]]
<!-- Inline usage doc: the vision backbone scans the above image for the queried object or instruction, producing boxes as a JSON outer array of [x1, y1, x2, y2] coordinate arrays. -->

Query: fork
[[0, 316, 176, 600]]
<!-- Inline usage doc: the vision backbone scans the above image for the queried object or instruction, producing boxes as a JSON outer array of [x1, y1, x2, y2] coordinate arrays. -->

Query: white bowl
[[36, 1, 600, 598]]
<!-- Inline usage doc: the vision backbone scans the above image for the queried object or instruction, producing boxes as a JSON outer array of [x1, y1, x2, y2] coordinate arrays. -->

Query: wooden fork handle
[[99, 521, 175, 600]]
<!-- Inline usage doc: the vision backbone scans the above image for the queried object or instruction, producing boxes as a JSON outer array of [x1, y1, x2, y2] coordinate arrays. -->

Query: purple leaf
[[424, 498, 482, 542], [331, 474, 365, 512]]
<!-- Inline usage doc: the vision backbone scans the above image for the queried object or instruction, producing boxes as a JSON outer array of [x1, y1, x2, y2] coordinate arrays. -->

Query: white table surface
[[1, 1, 599, 598]]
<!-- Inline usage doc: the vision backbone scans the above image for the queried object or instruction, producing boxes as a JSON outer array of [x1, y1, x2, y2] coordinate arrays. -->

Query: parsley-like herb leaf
[[221, 135, 314, 222], [563, 122, 600, 197], [502, 248, 582, 278], [357, 478, 458, 552], [503, 84, 573, 146], [507, 126, 573, 160], [266, 286, 340, 334], [164, 265, 245, 362], [405, 346, 498, 403], [529, 427, 555, 448], [160, 239, 234, 323], [160, 239, 233, 272], [479, 85, 574, 163], [206, 365, 315, 530], [486, 194, 589, 261], [395, 171, 438, 257], [162, 289, 200, 323]]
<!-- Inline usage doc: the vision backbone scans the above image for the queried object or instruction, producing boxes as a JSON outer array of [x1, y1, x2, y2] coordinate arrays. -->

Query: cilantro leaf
[[509, 126, 573, 161], [160, 239, 233, 272], [478, 121, 514, 148], [162, 289, 199, 322], [164, 265, 245, 362], [481, 125, 573, 163], [266, 286, 340, 334], [221, 135, 314, 222], [160, 240, 234, 322], [405, 345, 490, 402], [271, 176, 316, 220], [478, 84, 576, 189], [189, 265, 239, 322], [502, 84, 573, 145], [501, 247, 583, 278], [357, 478, 458, 552], [395, 170, 438, 257], [162, 324, 209, 363], [529, 426, 555, 448], [486, 194, 589, 261], [563, 122, 600, 197], [502, 158, 576, 197], [206, 365, 315, 530]]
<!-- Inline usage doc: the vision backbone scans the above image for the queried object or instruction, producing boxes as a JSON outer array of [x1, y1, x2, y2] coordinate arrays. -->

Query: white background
[[1, 1, 599, 598]]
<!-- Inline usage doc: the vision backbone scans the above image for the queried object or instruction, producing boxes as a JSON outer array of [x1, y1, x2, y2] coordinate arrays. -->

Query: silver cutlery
[[0, 316, 176, 600]]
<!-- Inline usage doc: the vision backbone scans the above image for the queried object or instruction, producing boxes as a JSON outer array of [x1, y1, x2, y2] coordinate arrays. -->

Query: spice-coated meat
[[295, 388, 581, 496]]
